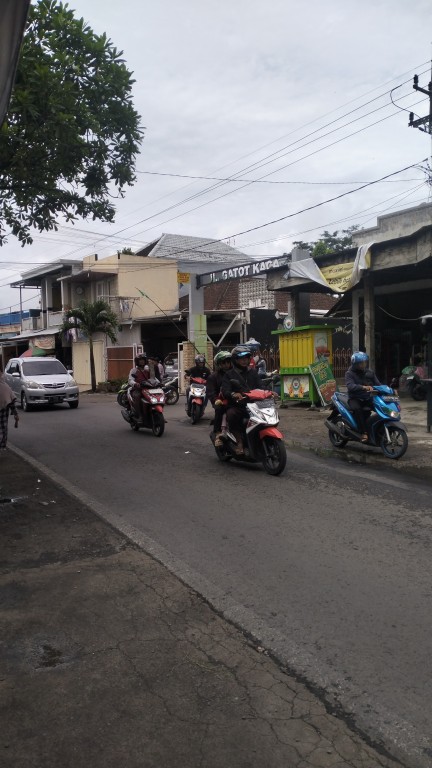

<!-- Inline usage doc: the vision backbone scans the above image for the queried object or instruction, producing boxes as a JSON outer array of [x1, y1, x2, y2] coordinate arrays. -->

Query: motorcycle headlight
[[150, 397, 158, 404], [26, 380, 44, 389], [389, 410, 399, 418]]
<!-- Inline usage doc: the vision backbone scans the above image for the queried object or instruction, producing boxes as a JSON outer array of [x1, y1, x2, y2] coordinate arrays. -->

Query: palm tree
[[60, 299, 119, 392]]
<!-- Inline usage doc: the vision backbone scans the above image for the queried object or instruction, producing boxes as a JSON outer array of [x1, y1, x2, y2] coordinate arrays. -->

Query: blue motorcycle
[[325, 385, 408, 459]]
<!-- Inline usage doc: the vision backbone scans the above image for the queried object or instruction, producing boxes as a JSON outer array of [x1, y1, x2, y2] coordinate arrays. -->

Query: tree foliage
[[0, 0, 143, 246], [60, 299, 119, 392], [292, 226, 359, 257]]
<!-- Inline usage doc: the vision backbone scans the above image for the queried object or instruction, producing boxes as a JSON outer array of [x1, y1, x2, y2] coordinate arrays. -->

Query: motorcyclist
[[206, 351, 232, 447], [221, 345, 261, 454], [185, 354, 211, 381], [185, 354, 211, 413], [345, 352, 382, 442], [128, 353, 161, 417]]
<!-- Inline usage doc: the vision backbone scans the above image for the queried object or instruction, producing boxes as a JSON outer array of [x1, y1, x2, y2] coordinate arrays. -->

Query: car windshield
[[22, 360, 67, 376]]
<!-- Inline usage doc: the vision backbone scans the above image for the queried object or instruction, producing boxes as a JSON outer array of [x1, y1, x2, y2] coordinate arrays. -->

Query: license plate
[[48, 396, 63, 403]]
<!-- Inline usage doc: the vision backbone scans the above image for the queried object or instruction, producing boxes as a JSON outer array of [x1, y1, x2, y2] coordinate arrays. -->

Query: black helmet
[[134, 353, 147, 365], [231, 345, 252, 361], [195, 354, 206, 365]]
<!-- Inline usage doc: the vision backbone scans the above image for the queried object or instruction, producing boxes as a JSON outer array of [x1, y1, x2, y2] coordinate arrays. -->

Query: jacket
[[206, 370, 225, 405], [221, 364, 261, 400], [185, 365, 211, 380], [345, 366, 381, 401], [128, 364, 161, 388]]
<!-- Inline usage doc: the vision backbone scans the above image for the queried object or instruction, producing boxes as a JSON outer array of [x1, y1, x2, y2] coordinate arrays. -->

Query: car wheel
[[68, 401, 79, 409], [21, 392, 31, 412]]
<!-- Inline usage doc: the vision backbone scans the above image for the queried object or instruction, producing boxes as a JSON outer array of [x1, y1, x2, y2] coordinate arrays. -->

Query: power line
[[49, 71, 431, 260], [136, 169, 423, 185]]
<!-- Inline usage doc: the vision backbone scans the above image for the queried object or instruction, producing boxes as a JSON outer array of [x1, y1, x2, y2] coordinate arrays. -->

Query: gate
[[332, 347, 352, 378], [107, 345, 143, 380]]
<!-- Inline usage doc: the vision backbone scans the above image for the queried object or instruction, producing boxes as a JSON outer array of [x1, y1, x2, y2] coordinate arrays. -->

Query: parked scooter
[[406, 370, 427, 401], [210, 388, 286, 475], [162, 375, 179, 405], [119, 380, 166, 436], [325, 385, 408, 459], [391, 364, 427, 401], [185, 376, 207, 424], [259, 369, 281, 396]]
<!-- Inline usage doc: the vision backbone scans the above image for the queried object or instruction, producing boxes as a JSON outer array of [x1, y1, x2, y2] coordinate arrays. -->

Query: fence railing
[[332, 347, 352, 378]]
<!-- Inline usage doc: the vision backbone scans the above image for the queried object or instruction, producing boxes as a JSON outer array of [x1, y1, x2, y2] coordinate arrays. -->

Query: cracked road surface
[[5, 394, 432, 767]]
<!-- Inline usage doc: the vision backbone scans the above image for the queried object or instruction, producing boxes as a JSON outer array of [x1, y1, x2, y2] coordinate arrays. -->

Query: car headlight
[[26, 380, 44, 389], [68, 378, 78, 387]]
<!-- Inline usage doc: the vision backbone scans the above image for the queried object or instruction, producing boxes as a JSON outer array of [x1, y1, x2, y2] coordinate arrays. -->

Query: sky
[[1, 0, 432, 313]]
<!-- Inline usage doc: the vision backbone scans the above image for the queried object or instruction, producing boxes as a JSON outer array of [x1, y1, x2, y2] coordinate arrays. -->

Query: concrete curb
[[283, 435, 432, 482]]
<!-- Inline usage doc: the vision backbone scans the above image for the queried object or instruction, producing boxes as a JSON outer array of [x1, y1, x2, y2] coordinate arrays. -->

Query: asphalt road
[[10, 394, 432, 768]]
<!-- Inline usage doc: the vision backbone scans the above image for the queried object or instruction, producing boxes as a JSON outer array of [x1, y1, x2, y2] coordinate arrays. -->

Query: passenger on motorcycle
[[345, 352, 383, 442], [185, 354, 211, 407], [221, 345, 261, 455], [128, 353, 161, 416], [246, 339, 266, 377], [206, 351, 232, 447]]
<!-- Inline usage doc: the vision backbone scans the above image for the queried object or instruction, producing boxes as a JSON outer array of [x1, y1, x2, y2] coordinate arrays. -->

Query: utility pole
[[409, 71, 432, 136]]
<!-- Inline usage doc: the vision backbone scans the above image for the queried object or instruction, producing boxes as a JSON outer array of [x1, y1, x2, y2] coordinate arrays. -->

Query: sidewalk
[[1, 449, 403, 768], [278, 397, 432, 481]]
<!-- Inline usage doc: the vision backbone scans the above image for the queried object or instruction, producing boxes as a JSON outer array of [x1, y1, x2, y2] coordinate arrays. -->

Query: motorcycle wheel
[[328, 417, 348, 448], [380, 426, 408, 459], [117, 391, 129, 408], [165, 388, 179, 405], [215, 445, 232, 462], [410, 384, 426, 401], [261, 437, 287, 476], [191, 403, 202, 424], [152, 413, 165, 437]]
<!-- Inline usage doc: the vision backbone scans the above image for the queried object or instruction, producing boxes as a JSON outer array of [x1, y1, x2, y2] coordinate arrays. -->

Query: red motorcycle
[[185, 376, 207, 424], [120, 380, 166, 436], [211, 388, 286, 475]]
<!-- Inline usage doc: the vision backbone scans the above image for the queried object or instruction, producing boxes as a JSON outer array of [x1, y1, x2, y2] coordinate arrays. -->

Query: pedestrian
[[0, 371, 19, 450]]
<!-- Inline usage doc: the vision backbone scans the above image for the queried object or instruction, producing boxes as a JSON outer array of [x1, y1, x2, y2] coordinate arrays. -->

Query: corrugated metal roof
[[136, 233, 248, 264]]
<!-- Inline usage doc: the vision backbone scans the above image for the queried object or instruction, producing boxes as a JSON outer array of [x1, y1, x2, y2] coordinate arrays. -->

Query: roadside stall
[[272, 324, 337, 406]]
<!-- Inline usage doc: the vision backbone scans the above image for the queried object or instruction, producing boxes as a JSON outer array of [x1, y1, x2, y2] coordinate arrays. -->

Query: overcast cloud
[[1, 0, 432, 311]]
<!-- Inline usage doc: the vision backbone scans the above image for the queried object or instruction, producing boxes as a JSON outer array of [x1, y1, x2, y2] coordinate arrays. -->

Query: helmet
[[231, 345, 252, 361], [195, 354, 206, 364], [246, 338, 261, 351], [134, 353, 147, 365], [351, 351, 369, 366], [214, 351, 232, 367]]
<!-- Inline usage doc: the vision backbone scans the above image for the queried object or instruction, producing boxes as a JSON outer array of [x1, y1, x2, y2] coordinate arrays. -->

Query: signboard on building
[[197, 255, 290, 288], [308, 359, 337, 406], [177, 271, 190, 284]]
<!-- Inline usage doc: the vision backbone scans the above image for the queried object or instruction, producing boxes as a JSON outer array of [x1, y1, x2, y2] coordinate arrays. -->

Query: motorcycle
[[325, 385, 408, 459], [259, 369, 281, 396], [119, 380, 166, 436], [211, 388, 286, 475], [391, 365, 427, 401], [186, 376, 207, 424], [162, 375, 179, 405], [406, 371, 427, 401]]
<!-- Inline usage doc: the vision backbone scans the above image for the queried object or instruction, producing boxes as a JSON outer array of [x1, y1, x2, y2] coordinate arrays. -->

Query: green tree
[[0, 0, 142, 246], [292, 225, 359, 257], [60, 299, 119, 392]]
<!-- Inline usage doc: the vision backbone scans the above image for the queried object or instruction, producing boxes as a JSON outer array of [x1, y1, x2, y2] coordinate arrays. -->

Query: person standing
[[0, 371, 19, 450]]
